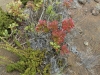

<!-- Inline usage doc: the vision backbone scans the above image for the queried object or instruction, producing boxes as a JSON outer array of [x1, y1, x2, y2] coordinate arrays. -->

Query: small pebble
[[84, 41, 89, 46], [87, 0, 91, 3], [78, 0, 87, 5], [94, 0, 99, 3]]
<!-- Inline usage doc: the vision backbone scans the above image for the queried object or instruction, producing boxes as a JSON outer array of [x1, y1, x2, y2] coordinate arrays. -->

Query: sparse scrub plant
[[0, 0, 74, 75]]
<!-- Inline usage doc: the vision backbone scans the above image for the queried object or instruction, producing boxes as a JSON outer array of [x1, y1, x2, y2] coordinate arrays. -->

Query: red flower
[[39, 20, 47, 26], [62, 18, 74, 32], [36, 20, 49, 32], [59, 29, 66, 37], [52, 30, 59, 37], [60, 44, 69, 55], [52, 29, 66, 44], [48, 21, 58, 30], [68, 18, 74, 28]]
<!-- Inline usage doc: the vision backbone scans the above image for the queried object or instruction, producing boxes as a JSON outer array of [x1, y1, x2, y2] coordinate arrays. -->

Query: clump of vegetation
[[0, 37, 50, 75], [21, 0, 43, 11], [0, 7, 15, 37], [36, 18, 74, 54], [6, 0, 28, 21]]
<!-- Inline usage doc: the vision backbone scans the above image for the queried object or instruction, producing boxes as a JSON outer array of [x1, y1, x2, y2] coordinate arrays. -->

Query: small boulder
[[94, 0, 99, 3], [91, 8, 99, 16]]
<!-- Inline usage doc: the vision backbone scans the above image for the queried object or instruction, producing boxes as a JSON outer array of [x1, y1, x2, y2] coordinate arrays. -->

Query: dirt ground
[[67, 1, 100, 75], [0, 0, 100, 75], [0, 0, 12, 11]]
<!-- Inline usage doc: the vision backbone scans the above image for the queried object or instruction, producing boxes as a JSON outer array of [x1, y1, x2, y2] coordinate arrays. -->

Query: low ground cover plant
[[0, 7, 15, 37], [0, 38, 50, 75]]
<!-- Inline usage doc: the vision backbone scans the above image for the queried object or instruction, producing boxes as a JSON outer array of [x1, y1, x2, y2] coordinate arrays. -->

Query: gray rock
[[96, 3, 100, 11], [91, 8, 99, 16], [87, 0, 91, 3], [71, 46, 79, 54], [84, 41, 89, 46], [78, 0, 87, 5]]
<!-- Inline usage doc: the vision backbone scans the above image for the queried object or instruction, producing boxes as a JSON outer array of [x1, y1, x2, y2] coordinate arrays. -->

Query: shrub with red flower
[[36, 18, 74, 55]]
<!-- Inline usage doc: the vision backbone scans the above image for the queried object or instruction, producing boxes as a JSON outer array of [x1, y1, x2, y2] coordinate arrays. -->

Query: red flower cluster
[[36, 20, 49, 32], [62, 18, 74, 32], [36, 18, 74, 55], [52, 29, 66, 44], [48, 21, 58, 30], [60, 44, 69, 55]]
